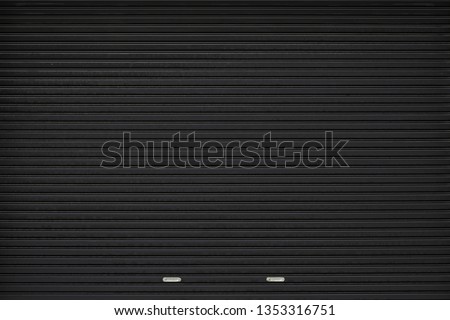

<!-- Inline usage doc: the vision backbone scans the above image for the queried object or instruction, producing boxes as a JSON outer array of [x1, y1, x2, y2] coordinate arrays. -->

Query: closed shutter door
[[0, 0, 449, 299]]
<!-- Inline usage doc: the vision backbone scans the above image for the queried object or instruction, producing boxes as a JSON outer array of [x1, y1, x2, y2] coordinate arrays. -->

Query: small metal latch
[[162, 277, 182, 283], [266, 276, 285, 283]]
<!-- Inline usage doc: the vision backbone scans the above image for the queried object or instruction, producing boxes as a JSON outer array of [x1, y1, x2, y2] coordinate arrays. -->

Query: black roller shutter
[[0, 0, 449, 299]]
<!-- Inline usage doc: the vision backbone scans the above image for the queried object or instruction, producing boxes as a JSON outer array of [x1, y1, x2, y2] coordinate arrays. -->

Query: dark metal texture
[[0, 0, 449, 299]]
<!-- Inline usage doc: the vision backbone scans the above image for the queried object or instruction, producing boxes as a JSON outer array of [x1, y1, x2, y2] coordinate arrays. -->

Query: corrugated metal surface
[[0, 0, 449, 299]]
